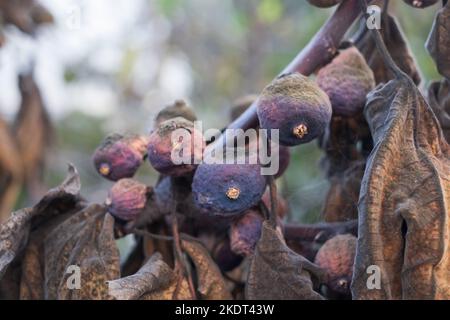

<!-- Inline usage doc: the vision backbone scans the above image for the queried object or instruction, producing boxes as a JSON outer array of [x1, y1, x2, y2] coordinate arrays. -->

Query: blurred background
[[0, 0, 442, 223]]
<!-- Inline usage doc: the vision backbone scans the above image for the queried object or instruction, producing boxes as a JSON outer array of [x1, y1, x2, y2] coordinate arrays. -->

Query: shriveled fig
[[93, 133, 148, 181], [106, 178, 151, 222], [213, 239, 244, 272], [192, 163, 266, 216], [403, 0, 439, 8], [230, 209, 263, 257], [316, 47, 375, 117], [314, 234, 356, 297], [306, 0, 342, 8], [154, 99, 197, 126], [257, 72, 332, 146], [148, 117, 204, 177]]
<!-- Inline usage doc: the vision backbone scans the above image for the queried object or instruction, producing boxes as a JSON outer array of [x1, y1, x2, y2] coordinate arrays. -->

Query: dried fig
[[192, 163, 266, 216], [148, 117, 204, 176], [106, 178, 151, 222], [230, 209, 264, 257], [154, 99, 197, 126], [314, 234, 356, 297], [93, 133, 148, 181], [256, 72, 332, 146], [316, 47, 375, 117]]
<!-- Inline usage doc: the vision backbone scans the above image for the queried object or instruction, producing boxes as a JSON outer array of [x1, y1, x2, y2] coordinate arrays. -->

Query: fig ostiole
[[256, 72, 332, 146]]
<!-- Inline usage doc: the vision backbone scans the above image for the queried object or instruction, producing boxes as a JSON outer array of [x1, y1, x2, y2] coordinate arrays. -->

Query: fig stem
[[204, 0, 372, 158], [267, 175, 278, 228]]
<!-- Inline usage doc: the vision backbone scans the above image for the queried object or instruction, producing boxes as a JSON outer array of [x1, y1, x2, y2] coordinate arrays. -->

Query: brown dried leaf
[[108, 252, 173, 300], [352, 73, 450, 299], [0, 116, 23, 223], [14, 72, 53, 199], [44, 204, 120, 300], [428, 79, 450, 143], [181, 238, 232, 300], [141, 271, 192, 300], [0, 164, 81, 279], [246, 221, 325, 300], [426, 2, 450, 79], [356, 13, 421, 85]]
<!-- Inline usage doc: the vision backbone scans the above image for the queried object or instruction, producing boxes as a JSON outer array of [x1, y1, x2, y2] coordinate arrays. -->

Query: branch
[[283, 219, 358, 243], [205, 0, 369, 156]]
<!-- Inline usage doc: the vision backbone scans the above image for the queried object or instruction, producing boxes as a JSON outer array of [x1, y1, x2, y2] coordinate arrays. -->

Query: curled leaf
[[0, 164, 81, 279], [181, 239, 232, 300], [14, 71, 53, 200], [356, 13, 421, 85], [44, 204, 120, 299], [246, 221, 325, 300], [426, 2, 450, 79], [352, 74, 450, 299], [108, 252, 173, 300]]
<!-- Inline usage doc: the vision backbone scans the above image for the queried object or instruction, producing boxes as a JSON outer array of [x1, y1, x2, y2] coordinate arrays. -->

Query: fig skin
[[192, 163, 267, 216], [306, 0, 342, 8], [314, 234, 357, 296], [230, 209, 264, 257], [403, 0, 438, 8], [93, 133, 149, 181], [213, 239, 244, 272], [257, 72, 332, 146], [155, 99, 197, 126], [316, 47, 375, 117], [106, 178, 150, 222], [147, 117, 204, 177]]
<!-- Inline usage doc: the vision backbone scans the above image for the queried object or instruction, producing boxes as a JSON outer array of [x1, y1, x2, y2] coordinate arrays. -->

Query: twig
[[283, 219, 358, 243], [204, 0, 372, 157], [267, 175, 278, 228]]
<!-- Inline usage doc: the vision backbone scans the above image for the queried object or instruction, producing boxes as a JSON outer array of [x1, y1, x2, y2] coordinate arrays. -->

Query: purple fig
[[106, 178, 150, 222], [93, 133, 148, 181], [148, 117, 204, 176]]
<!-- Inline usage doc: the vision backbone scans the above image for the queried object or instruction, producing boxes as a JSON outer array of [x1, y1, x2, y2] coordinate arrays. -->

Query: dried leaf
[[14, 72, 53, 200], [428, 79, 450, 143], [44, 204, 120, 300], [0, 116, 23, 223], [0, 164, 81, 279], [246, 221, 325, 300], [108, 252, 173, 300], [141, 272, 192, 300], [181, 239, 232, 300], [426, 2, 450, 79], [356, 13, 421, 85], [352, 73, 450, 299]]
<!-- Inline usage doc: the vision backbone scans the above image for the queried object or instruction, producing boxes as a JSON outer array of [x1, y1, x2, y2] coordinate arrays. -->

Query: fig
[[403, 0, 439, 8], [147, 117, 204, 176], [230, 209, 264, 257], [230, 94, 258, 121], [154, 99, 197, 126], [316, 47, 375, 117], [314, 234, 357, 297], [93, 133, 148, 181], [306, 0, 342, 7], [256, 72, 332, 146], [213, 239, 244, 272], [192, 163, 266, 216], [106, 178, 151, 222]]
